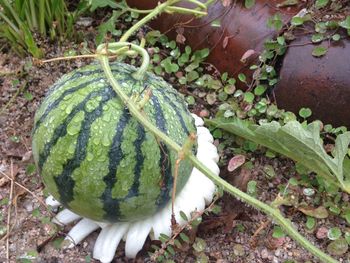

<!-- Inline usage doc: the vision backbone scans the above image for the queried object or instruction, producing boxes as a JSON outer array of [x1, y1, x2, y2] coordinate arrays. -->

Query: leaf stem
[[98, 52, 336, 263], [95, 1, 337, 261]]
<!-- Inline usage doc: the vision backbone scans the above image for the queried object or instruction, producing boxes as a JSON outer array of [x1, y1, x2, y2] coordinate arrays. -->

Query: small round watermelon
[[32, 62, 197, 222]]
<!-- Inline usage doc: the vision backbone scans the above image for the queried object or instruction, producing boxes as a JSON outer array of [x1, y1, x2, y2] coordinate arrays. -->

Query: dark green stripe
[[161, 93, 190, 135], [127, 123, 145, 198], [46, 65, 131, 97], [156, 142, 172, 208], [53, 86, 116, 206], [151, 95, 173, 209], [46, 69, 103, 97], [101, 108, 131, 221], [34, 77, 106, 133], [38, 86, 110, 169], [34, 74, 131, 134]]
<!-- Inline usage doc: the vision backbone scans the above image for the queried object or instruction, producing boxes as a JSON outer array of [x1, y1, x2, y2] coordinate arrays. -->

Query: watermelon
[[32, 62, 197, 223]]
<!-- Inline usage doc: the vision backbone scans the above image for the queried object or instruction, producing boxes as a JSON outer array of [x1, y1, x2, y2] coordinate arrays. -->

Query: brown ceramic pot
[[127, 0, 350, 127], [274, 29, 350, 127], [127, 0, 298, 81]]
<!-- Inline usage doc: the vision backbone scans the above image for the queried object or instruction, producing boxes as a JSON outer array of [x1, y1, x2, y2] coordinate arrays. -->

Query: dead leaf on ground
[[176, 27, 186, 44], [266, 236, 286, 249], [0, 163, 19, 186], [228, 155, 246, 172], [298, 206, 329, 219], [221, 0, 232, 7], [12, 186, 27, 206], [222, 36, 229, 49], [240, 49, 256, 63]]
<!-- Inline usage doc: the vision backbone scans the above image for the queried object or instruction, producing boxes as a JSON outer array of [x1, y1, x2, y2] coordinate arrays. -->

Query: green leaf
[[210, 19, 221, 27], [315, 0, 329, 8], [186, 71, 199, 82], [312, 46, 328, 57], [327, 238, 348, 256], [311, 34, 324, 43], [192, 238, 206, 252], [339, 16, 350, 30], [332, 34, 341, 41], [96, 11, 122, 45], [179, 233, 190, 243], [52, 237, 64, 249], [328, 227, 342, 240], [291, 16, 304, 26], [206, 118, 350, 193], [186, 96, 195, 105], [167, 245, 175, 255], [305, 216, 316, 230], [23, 91, 33, 101], [159, 233, 170, 243], [180, 211, 188, 221], [298, 107, 312, 118], [263, 165, 276, 178], [244, 0, 255, 9], [277, 36, 285, 45], [89, 0, 119, 11], [254, 85, 266, 96], [276, 0, 299, 7], [272, 225, 286, 238], [243, 92, 254, 103], [26, 164, 36, 174], [85, 255, 92, 263], [267, 13, 283, 30], [247, 180, 257, 196], [238, 73, 246, 83]]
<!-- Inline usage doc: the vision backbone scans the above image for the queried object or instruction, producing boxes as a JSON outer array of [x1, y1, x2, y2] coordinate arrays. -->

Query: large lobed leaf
[[207, 118, 350, 193]]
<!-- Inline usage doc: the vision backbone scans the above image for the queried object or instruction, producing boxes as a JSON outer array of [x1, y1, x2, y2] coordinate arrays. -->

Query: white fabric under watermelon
[[46, 115, 219, 263]]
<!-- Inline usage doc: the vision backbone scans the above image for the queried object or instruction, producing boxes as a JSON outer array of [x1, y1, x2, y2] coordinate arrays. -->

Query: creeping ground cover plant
[[32, 0, 342, 262]]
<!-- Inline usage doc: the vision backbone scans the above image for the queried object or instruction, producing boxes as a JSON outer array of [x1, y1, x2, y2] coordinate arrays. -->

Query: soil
[[0, 24, 347, 263]]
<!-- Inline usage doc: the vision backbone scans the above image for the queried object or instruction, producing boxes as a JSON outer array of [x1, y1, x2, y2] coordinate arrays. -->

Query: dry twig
[[5, 160, 14, 262], [151, 195, 218, 261]]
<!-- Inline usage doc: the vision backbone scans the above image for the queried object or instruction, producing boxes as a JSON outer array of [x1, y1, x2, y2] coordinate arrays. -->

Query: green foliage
[[312, 46, 328, 57], [96, 11, 120, 45], [272, 225, 286, 238], [244, 0, 255, 9], [0, 0, 87, 57], [207, 118, 350, 193]]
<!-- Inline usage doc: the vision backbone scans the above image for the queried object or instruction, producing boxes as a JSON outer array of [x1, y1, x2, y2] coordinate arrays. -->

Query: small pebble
[[274, 248, 281, 257], [261, 248, 269, 259], [233, 244, 245, 256], [316, 227, 328, 239]]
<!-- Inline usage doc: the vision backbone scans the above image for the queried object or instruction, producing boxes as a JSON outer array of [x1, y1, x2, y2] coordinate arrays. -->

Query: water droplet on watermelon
[[67, 122, 80, 135], [63, 94, 72, 101], [92, 137, 100, 145], [102, 104, 109, 111], [68, 144, 75, 154], [102, 135, 111, 146], [102, 113, 110, 122], [87, 152, 94, 161], [85, 101, 95, 112], [65, 104, 73, 114]]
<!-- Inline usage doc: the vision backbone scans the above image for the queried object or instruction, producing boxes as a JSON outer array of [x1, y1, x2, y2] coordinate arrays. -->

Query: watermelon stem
[[94, 1, 337, 262], [119, 0, 209, 43], [97, 52, 337, 263]]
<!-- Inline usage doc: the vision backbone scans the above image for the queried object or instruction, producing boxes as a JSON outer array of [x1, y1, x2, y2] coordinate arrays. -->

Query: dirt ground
[[0, 33, 347, 263]]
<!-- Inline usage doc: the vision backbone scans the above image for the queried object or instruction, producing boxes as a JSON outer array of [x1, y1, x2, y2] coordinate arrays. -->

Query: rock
[[316, 227, 328, 239], [261, 248, 269, 259], [233, 244, 245, 256]]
